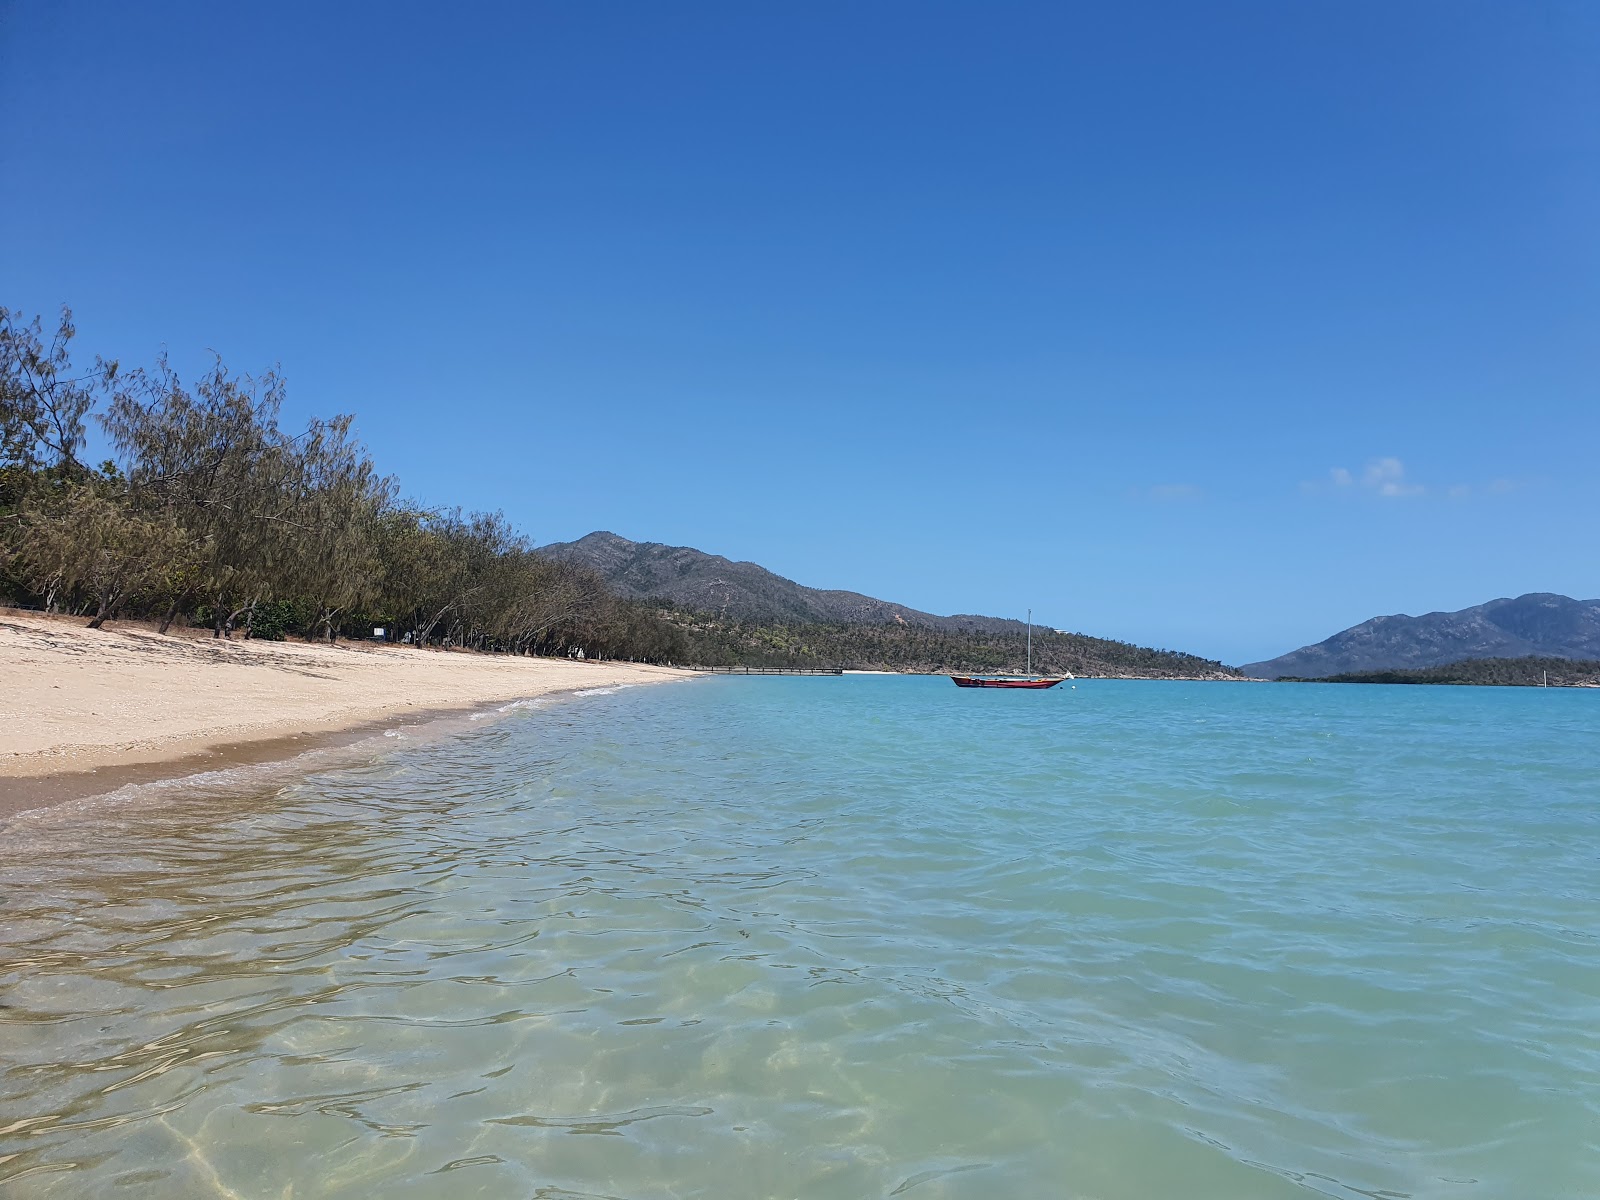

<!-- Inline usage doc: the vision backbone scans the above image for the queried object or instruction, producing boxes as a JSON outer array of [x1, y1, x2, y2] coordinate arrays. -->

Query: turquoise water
[[2, 677, 1597, 1198]]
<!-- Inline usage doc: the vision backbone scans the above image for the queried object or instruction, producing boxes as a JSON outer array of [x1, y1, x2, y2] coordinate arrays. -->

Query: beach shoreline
[[0, 609, 694, 819]]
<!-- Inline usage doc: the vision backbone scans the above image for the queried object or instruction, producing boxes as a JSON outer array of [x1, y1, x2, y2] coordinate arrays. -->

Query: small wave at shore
[[2, 681, 662, 832]]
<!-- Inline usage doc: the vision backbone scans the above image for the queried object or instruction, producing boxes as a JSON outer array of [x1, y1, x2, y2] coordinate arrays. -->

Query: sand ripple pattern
[[2, 678, 1598, 1198]]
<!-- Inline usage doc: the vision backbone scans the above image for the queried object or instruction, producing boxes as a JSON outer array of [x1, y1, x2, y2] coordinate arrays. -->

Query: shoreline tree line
[[1279, 657, 1600, 687], [0, 305, 686, 660]]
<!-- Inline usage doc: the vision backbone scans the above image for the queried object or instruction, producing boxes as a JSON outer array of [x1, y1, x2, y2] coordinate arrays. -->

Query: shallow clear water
[[2, 677, 1597, 1198]]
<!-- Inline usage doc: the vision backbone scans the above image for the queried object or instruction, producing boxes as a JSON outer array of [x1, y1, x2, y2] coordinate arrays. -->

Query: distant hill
[[538, 531, 1022, 632], [540, 532, 1240, 677], [1244, 593, 1600, 679]]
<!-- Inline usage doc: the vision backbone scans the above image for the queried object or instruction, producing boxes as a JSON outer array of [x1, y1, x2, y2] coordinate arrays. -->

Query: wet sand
[[0, 610, 692, 817]]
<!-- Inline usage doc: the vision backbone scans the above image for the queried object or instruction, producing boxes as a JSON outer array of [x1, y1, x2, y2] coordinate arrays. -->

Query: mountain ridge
[[1244, 593, 1600, 678], [537, 531, 1026, 633]]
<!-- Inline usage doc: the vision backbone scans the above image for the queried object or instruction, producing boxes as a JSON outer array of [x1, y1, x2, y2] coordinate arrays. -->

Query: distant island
[[1244, 593, 1600, 679]]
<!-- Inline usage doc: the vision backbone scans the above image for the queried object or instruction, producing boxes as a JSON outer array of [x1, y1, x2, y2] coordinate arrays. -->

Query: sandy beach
[[0, 610, 691, 816]]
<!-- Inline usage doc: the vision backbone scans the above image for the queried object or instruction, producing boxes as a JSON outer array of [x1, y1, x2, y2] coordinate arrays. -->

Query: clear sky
[[3, 1, 1596, 664]]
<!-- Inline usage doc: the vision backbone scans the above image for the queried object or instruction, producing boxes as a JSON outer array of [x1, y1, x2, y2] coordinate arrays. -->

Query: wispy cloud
[[1335, 456, 1423, 497], [1305, 459, 1523, 501], [1306, 456, 1424, 497]]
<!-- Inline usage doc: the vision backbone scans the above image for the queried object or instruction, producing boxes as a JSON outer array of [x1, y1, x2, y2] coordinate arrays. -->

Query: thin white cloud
[[1326, 456, 1423, 498], [1364, 457, 1423, 497], [1310, 460, 1521, 501]]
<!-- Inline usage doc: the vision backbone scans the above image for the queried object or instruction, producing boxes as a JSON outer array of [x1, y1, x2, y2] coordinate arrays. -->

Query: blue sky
[[3, 1, 1596, 664]]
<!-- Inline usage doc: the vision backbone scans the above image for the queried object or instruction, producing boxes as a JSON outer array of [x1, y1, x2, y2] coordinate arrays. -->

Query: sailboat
[[950, 609, 1069, 689]]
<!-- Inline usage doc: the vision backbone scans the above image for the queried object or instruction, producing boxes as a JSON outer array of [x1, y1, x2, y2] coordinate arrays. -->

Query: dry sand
[[0, 610, 692, 816]]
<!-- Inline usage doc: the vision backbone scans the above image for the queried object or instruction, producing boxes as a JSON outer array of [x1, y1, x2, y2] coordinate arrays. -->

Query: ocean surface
[[2, 677, 1597, 1199]]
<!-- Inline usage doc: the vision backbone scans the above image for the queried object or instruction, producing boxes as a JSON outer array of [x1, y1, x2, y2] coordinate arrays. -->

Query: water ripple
[[1, 679, 1597, 1197]]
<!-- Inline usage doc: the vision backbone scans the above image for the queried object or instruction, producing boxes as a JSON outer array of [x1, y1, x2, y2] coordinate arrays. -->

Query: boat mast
[[1027, 608, 1032, 675]]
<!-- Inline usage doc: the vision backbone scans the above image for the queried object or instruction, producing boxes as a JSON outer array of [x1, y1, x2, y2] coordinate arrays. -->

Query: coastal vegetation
[[3, 304, 1233, 676], [0, 305, 682, 659], [652, 605, 1239, 676], [1281, 657, 1600, 687]]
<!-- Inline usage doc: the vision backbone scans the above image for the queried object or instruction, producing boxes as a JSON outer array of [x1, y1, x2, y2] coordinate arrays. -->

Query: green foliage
[[0, 305, 105, 484], [1283, 657, 1600, 687], [0, 304, 688, 663], [249, 599, 310, 641], [650, 608, 1238, 676]]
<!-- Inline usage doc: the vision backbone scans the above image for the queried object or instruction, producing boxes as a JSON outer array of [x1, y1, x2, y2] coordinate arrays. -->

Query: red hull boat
[[950, 675, 1065, 689], [949, 609, 1067, 689]]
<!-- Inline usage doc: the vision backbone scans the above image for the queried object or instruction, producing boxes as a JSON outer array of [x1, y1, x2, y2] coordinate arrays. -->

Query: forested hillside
[[541, 533, 1240, 675], [650, 605, 1240, 677]]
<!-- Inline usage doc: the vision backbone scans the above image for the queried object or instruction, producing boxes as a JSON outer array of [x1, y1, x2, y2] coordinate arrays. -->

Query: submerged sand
[[0, 610, 691, 814]]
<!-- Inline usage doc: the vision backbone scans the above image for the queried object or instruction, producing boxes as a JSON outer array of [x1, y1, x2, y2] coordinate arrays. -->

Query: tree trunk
[[415, 603, 455, 650], [226, 601, 254, 639], [86, 588, 118, 630], [157, 594, 184, 635]]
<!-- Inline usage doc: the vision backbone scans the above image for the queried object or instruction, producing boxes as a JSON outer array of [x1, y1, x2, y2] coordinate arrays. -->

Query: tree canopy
[[0, 305, 684, 660]]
